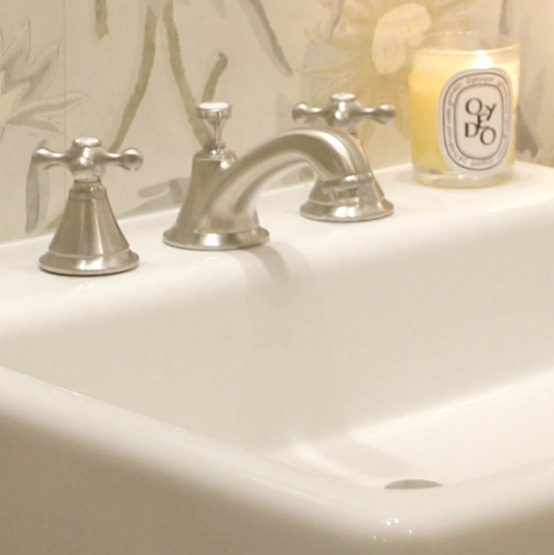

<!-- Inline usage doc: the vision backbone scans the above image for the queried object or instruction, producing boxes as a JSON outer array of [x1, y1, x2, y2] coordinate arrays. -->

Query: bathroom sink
[[1, 162, 554, 554]]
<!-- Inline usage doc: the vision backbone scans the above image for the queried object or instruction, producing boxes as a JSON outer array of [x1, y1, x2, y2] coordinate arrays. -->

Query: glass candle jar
[[408, 32, 520, 187]]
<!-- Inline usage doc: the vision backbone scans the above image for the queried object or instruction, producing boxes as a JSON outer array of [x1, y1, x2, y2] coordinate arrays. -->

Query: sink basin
[[1, 162, 554, 554]]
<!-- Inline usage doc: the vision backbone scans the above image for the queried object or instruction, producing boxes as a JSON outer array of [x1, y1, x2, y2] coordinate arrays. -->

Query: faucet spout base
[[163, 226, 269, 251]]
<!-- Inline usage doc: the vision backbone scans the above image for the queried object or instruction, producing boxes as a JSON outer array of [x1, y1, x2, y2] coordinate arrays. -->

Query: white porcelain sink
[[2, 162, 554, 554]]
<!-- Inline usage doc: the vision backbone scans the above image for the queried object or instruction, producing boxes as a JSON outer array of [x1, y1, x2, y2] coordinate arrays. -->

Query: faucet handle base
[[39, 182, 140, 276], [34, 138, 143, 276], [301, 197, 393, 222], [39, 250, 139, 277], [300, 174, 393, 222]]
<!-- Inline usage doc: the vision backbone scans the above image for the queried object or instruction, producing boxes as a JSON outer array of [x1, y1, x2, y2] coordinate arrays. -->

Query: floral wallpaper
[[500, 0, 554, 165], [302, 0, 472, 150], [0, 1, 548, 242]]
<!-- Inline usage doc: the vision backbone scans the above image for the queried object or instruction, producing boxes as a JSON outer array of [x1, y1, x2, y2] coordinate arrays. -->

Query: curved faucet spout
[[212, 128, 378, 222], [164, 112, 393, 251], [222, 127, 371, 186]]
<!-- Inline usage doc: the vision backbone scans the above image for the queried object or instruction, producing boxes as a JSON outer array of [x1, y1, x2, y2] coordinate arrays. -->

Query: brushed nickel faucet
[[293, 92, 396, 221], [163, 100, 394, 251], [33, 138, 143, 276]]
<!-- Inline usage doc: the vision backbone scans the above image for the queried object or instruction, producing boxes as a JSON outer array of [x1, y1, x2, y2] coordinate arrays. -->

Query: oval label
[[439, 69, 513, 174]]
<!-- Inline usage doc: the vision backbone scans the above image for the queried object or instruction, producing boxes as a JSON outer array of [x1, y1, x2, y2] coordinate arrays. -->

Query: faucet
[[293, 92, 396, 221], [163, 101, 394, 250], [33, 138, 143, 276]]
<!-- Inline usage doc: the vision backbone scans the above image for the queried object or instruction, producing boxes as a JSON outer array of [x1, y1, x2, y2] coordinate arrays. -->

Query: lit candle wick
[[474, 50, 493, 69]]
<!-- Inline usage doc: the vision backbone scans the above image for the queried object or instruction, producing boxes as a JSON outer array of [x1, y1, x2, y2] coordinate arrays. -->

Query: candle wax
[[409, 50, 520, 174]]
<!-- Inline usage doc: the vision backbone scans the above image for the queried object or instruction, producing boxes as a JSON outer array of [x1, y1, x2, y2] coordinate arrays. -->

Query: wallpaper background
[[0, 1, 546, 242]]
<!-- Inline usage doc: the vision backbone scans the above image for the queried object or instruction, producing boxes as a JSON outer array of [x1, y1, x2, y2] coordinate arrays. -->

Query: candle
[[408, 33, 520, 187]]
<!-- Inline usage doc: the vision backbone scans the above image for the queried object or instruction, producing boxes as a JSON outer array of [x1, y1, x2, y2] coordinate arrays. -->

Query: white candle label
[[439, 69, 513, 174]]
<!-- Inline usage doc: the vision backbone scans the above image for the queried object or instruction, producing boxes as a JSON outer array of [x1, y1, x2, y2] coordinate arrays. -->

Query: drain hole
[[384, 479, 442, 490]]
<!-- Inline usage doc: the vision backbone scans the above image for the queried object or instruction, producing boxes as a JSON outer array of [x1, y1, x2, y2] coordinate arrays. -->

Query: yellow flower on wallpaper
[[307, 0, 472, 142]]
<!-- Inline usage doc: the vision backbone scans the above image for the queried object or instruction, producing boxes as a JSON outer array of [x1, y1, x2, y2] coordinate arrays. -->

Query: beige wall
[[0, 0, 545, 243]]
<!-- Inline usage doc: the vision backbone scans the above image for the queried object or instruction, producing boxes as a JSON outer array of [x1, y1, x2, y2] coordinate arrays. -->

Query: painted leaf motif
[[0, 20, 80, 139]]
